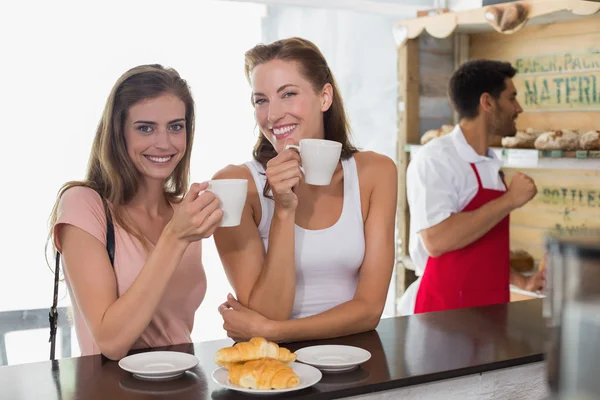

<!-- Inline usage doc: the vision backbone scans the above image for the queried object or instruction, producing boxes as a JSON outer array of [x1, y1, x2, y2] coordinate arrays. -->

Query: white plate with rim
[[295, 345, 371, 372], [211, 361, 322, 395], [118, 351, 199, 380]]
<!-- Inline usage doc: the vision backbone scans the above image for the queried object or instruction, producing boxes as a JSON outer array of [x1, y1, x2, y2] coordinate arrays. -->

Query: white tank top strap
[[244, 160, 271, 233], [341, 156, 364, 226]]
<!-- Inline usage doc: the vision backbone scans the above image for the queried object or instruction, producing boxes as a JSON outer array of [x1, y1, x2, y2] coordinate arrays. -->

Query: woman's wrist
[[264, 319, 285, 343], [160, 222, 189, 254], [273, 204, 296, 221]]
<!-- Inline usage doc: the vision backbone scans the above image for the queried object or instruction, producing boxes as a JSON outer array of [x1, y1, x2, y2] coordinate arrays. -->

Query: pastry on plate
[[227, 358, 300, 390], [214, 337, 297, 367]]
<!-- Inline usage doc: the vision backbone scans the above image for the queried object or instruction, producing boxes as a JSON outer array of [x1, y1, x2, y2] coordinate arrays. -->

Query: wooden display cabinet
[[393, 0, 600, 306]]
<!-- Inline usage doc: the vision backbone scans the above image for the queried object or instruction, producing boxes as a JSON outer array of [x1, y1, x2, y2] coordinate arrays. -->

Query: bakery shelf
[[404, 144, 600, 170], [394, 0, 600, 298]]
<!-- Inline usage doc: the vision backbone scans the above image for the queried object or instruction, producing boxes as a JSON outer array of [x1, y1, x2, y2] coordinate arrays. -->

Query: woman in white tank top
[[213, 37, 398, 343]]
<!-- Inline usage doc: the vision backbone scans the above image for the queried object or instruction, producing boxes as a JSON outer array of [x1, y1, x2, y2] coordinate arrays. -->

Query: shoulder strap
[[468, 163, 484, 189], [49, 189, 114, 360], [99, 195, 115, 265]]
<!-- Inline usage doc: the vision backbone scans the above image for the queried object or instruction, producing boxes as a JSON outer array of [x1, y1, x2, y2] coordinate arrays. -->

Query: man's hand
[[506, 172, 537, 209], [512, 269, 545, 293]]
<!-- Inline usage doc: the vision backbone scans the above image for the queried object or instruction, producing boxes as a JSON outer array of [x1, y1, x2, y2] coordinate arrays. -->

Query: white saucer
[[295, 345, 371, 372], [211, 361, 322, 395], [118, 351, 199, 380]]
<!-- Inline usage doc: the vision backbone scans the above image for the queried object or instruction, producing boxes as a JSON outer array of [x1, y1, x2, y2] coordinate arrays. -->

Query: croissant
[[214, 337, 297, 367], [228, 358, 300, 390]]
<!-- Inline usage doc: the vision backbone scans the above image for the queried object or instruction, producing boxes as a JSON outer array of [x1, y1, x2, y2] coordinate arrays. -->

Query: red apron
[[414, 163, 510, 314]]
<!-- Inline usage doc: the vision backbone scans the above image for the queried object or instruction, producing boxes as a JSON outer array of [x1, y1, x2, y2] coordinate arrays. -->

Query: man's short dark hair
[[448, 59, 517, 120]]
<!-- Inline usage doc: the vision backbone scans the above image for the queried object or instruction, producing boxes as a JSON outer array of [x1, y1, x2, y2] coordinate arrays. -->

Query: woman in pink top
[[47, 64, 223, 360]]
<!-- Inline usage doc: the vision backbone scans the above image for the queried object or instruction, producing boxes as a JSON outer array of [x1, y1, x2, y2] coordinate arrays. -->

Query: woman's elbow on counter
[[360, 306, 384, 333], [96, 339, 131, 361], [362, 319, 379, 333]]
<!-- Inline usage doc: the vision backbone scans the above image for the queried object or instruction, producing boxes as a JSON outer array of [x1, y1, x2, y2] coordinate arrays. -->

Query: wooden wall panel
[[504, 167, 600, 260], [470, 16, 600, 133], [396, 38, 420, 296], [418, 33, 454, 141]]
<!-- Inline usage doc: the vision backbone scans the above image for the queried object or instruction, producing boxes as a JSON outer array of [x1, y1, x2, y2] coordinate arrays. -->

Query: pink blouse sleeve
[[53, 186, 108, 252]]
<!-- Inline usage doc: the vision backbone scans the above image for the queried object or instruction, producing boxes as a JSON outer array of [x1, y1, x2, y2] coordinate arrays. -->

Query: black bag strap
[[49, 190, 115, 361]]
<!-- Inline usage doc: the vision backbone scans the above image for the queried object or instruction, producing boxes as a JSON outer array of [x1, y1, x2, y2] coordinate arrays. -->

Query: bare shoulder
[[353, 151, 397, 183], [212, 163, 253, 181], [353, 152, 397, 219]]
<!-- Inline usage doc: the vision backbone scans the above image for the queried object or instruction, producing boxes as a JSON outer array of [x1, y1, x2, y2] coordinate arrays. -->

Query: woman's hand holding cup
[[265, 141, 303, 211], [166, 182, 224, 243]]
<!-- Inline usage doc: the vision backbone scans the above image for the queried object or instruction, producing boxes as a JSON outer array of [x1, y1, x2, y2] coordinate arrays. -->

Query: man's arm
[[420, 171, 537, 257], [420, 194, 513, 257]]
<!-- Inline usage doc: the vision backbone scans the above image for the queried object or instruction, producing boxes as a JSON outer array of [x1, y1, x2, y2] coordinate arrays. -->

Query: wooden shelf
[[404, 144, 600, 170], [394, 0, 600, 42]]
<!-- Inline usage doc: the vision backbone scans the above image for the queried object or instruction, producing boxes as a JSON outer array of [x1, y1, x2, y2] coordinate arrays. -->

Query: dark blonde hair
[[244, 37, 358, 196], [46, 64, 195, 257]]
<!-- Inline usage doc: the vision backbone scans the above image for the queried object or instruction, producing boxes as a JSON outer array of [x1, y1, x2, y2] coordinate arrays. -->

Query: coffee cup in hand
[[206, 179, 248, 227], [284, 139, 342, 186]]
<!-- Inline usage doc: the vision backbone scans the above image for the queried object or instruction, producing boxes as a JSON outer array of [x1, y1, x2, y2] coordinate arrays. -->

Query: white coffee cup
[[206, 179, 248, 227], [285, 139, 342, 186]]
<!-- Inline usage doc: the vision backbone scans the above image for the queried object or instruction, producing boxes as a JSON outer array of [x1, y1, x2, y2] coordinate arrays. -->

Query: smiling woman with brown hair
[[212, 37, 398, 343], [47, 64, 223, 360]]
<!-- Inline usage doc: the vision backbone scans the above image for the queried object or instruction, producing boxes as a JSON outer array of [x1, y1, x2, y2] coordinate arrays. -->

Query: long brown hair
[[46, 64, 195, 258], [244, 37, 358, 197]]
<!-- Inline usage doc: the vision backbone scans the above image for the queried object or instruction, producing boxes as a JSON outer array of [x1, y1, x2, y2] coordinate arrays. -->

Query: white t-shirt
[[406, 125, 506, 276]]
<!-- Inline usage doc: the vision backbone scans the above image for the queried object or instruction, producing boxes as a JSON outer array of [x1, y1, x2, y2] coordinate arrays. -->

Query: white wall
[[0, 0, 265, 363]]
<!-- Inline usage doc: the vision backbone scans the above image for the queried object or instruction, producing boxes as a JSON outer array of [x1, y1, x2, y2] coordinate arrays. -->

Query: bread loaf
[[227, 358, 300, 390], [510, 249, 535, 272], [485, 3, 528, 34], [420, 124, 454, 145], [534, 130, 579, 150], [579, 130, 600, 150], [420, 129, 442, 145], [502, 129, 541, 149], [214, 337, 297, 367], [499, 3, 528, 32]]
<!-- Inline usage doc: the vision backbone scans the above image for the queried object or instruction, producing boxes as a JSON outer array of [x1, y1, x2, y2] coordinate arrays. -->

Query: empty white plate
[[211, 361, 322, 395], [119, 351, 199, 380], [295, 345, 371, 372]]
